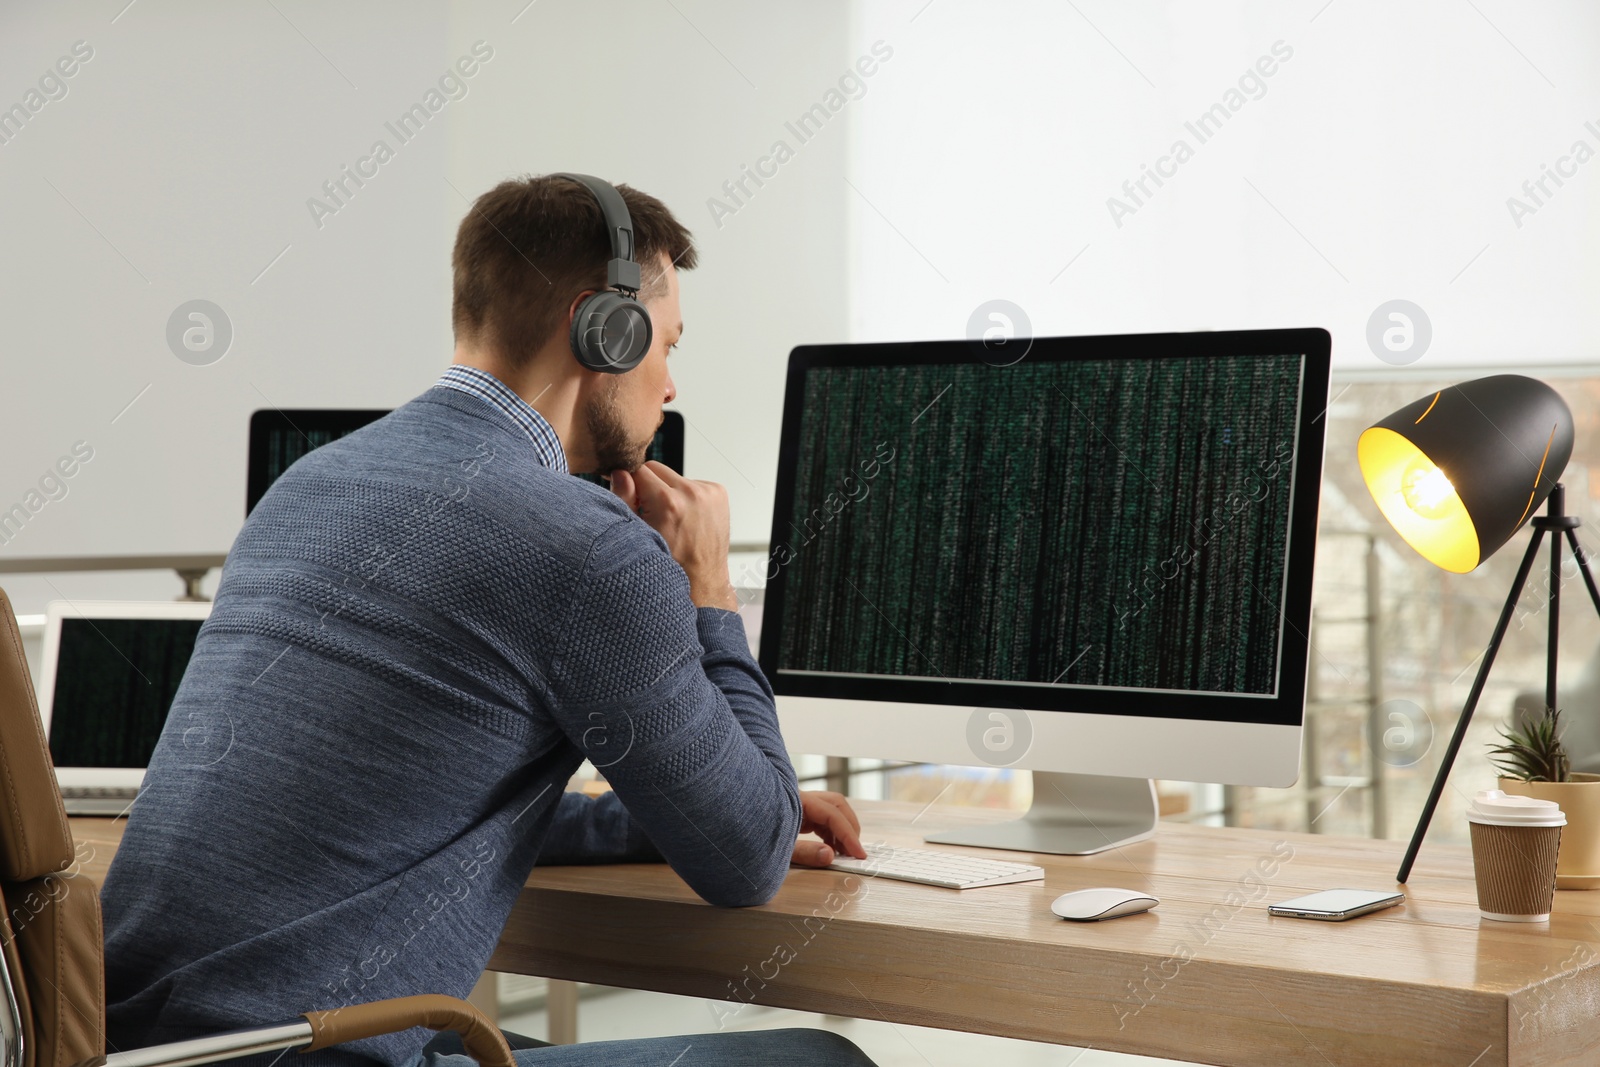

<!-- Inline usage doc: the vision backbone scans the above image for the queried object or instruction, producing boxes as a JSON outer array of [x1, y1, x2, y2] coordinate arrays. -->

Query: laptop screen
[[47, 617, 204, 769]]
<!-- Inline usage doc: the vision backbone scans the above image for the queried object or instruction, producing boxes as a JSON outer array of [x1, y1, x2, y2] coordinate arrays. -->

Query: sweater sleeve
[[544, 518, 801, 906]]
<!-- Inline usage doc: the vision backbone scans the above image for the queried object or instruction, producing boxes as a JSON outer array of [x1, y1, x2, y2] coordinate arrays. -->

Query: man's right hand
[[610, 461, 738, 611]]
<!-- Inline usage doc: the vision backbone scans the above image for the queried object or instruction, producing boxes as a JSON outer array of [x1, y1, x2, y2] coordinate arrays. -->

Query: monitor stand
[[922, 772, 1159, 856]]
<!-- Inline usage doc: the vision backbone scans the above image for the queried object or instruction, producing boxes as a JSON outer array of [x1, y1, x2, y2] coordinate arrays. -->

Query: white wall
[[0, 0, 852, 614], [6, 1, 1600, 618], [0, 1, 456, 611], [850, 0, 1600, 370], [445, 0, 853, 548]]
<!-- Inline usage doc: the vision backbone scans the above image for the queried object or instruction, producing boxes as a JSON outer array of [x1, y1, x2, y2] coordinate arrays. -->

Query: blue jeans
[[410, 1028, 877, 1066]]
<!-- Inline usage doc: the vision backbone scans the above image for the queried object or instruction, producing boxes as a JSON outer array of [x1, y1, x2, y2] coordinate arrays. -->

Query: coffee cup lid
[[1467, 789, 1566, 827]]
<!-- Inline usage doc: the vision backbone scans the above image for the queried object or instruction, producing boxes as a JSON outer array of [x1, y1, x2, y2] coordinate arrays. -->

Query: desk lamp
[[1356, 375, 1600, 883]]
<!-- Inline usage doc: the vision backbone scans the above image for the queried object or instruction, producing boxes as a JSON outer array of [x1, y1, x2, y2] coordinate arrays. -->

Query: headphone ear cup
[[570, 291, 654, 374]]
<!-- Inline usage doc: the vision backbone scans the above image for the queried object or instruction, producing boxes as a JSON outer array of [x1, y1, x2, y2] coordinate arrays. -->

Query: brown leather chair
[[0, 588, 514, 1067]]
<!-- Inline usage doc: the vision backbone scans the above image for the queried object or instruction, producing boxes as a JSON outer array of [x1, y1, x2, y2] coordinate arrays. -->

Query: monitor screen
[[247, 409, 388, 514], [650, 410, 685, 472], [251, 409, 685, 506], [759, 331, 1328, 727], [575, 410, 686, 485], [47, 617, 204, 768]]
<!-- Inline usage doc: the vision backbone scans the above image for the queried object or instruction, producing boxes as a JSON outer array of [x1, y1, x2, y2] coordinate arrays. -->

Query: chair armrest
[[304, 995, 512, 1067], [91, 994, 512, 1067], [93, 1021, 312, 1067]]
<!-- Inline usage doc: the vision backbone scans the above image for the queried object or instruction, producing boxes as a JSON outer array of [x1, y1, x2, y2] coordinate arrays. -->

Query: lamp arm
[[1397, 526, 1546, 884], [1549, 494, 1564, 717], [1564, 528, 1600, 622]]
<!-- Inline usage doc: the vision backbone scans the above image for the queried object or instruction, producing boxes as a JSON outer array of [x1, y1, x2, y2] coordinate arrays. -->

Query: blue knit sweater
[[99, 384, 801, 1066]]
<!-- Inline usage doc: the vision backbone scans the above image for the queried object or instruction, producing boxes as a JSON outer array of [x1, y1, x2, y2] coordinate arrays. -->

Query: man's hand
[[610, 461, 738, 611], [790, 790, 867, 868]]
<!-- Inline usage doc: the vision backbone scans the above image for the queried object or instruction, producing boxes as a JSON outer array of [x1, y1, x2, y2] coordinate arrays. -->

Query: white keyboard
[[59, 786, 139, 816], [829, 844, 1045, 890]]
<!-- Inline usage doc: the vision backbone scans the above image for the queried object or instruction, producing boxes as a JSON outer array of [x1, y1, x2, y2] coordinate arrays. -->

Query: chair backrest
[[0, 588, 105, 1067]]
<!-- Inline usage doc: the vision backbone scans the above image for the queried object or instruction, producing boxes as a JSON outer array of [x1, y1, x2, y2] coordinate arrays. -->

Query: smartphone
[[1268, 888, 1404, 921]]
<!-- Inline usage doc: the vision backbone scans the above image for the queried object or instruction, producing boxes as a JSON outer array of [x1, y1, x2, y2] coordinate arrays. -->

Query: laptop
[[36, 600, 211, 815]]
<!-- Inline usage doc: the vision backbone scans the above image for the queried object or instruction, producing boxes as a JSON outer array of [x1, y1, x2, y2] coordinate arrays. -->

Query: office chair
[[0, 587, 514, 1067]]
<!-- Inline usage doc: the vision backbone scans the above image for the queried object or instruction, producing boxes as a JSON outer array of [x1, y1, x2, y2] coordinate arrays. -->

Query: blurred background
[[4, 1, 1600, 1063]]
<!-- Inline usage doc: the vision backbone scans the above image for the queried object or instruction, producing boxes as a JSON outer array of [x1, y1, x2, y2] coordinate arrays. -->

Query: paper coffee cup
[[1467, 789, 1565, 922]]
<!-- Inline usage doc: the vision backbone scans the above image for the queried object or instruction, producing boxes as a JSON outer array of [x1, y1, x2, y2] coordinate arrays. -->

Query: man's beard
[[585, 379, 657, 474]]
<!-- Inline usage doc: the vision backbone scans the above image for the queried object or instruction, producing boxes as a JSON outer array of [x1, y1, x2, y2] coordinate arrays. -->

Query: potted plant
[[1491, 705, 1600, 890]]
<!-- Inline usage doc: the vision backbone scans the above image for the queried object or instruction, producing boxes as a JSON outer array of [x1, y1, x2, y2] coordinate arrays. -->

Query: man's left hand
[[790, 790, 867, 867]]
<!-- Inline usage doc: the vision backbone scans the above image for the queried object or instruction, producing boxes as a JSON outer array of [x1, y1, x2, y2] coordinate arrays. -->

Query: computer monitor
[[575, 411, 686, 487], [653, 410, 685, 473], [759, 328, 1330, 854], [248, 409, 387, 514], [248, 408, 686, 509]]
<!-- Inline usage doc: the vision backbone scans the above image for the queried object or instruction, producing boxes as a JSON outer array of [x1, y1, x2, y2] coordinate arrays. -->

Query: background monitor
[[249, 409, 686, 511], [759, 329, 1330, 852], [576, 411, 685, 488], [248, 409, 387, 514], [653, 410, 685, 474]]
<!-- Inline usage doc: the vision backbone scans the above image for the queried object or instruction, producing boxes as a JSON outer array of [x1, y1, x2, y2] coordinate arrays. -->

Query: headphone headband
[[552, 172, 654, 375], [552, 172, 642, 294]]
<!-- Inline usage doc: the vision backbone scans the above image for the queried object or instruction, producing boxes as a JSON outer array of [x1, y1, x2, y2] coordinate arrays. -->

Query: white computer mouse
[[1051, 887, 1159, 921]]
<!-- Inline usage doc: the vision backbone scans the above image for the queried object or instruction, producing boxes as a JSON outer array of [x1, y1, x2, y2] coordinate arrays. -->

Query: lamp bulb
[[1400, 455, 1459, 519]]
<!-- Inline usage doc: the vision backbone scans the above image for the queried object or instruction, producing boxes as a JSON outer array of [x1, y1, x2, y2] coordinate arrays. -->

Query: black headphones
[[553, 172, 654, 374]]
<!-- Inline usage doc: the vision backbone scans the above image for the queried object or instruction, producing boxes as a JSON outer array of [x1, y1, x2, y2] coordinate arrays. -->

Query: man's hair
[[451, 174, 697, 369]]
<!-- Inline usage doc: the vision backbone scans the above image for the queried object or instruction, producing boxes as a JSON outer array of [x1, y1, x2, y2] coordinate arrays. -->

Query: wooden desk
[[73, 802, 1600, 1067]]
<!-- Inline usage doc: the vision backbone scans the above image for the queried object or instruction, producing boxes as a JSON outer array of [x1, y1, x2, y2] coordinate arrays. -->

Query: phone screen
[[1269, 889, 1404, 919]]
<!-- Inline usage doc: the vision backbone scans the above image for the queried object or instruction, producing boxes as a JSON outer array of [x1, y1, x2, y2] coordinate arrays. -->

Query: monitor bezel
[[758, 328, 1330, 729]]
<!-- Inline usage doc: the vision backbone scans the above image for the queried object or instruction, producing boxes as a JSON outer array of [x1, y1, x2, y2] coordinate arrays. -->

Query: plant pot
[[1499, 773, 1600, 889]]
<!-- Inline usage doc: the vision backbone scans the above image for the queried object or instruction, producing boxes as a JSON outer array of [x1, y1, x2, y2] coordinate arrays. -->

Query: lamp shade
[[1358, 375, 1573, 574]]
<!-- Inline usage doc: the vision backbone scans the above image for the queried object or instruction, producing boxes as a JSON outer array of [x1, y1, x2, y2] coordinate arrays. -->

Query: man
[[99, 174, 879, 1067]]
